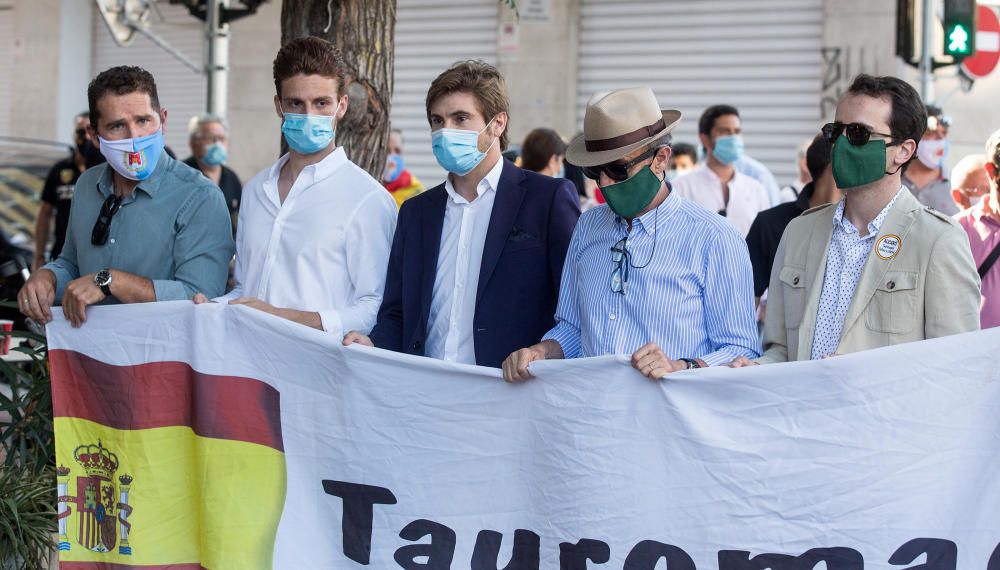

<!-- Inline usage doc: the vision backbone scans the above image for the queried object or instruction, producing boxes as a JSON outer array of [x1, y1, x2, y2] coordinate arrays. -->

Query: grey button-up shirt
[[44, 153, 235, 303]]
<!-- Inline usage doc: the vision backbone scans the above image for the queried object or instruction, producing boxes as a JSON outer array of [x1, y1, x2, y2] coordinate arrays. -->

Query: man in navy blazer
[[344, 60, 579, 368]]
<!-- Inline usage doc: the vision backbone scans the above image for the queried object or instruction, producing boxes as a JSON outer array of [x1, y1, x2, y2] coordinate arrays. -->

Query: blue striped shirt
[[542, 191, 760, 365]]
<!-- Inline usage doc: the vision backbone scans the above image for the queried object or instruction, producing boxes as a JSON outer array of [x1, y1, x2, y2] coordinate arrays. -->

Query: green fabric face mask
[[601, 166, 663, 219], [831, 134, 889, 189]]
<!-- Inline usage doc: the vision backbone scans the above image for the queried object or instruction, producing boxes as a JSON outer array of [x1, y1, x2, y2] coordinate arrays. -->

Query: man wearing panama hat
[[502, 87, 760, 381]]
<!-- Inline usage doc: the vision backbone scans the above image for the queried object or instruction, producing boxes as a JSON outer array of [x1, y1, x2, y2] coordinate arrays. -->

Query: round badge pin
[[875, 234, 901, 260]]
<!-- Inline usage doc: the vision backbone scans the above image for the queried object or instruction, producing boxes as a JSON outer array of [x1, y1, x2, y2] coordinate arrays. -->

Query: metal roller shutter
[[391, 0, 497, 188], [0, 2, 12, 136], [91, 2, 205, 157], [577, 0, 823, 185]]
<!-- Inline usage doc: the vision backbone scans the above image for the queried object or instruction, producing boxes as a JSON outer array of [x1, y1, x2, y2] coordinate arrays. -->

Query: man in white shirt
[[194, 36, 396, 337], [672, 105, 770, 237], [343, 60, 580, 368]]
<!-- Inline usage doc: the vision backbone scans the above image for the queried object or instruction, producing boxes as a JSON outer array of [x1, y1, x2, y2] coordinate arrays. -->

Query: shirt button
[[609, 313, 616, 320], [109, 238, 116, 244], [887, 281, 896, 290]]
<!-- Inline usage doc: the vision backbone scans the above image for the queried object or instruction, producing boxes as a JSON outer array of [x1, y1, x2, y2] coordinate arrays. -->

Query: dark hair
[[805, 133, 833, 181], [698, 104, 740, 136], [845, 74, 926, 147], [273, 36, 352, 97], [87, 66, 160, 128], [671, 142, 698, 162], [520, 128, 566, 172], [427, 60, 510, 150]]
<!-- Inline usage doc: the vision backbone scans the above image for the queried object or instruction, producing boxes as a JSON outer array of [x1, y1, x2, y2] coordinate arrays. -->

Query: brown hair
[[426, 60, 510, 150], [87, 66, 160, 128], [520, 128, 566, 172], [273, 36, 352, 98]]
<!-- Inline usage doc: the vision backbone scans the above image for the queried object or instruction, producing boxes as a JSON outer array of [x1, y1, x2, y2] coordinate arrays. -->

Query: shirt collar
[[444, 156, 504, 205], [832, 186, 904, 237], [267, 146, 349, 187], [96, 152, 171, 201]]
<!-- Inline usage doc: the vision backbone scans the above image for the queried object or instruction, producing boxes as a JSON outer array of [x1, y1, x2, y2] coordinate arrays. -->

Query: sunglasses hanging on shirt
[[91, 192, 123, 246]]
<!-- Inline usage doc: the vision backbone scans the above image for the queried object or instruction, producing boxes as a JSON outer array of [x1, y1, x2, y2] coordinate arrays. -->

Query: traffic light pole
[[920, 0, 934, 102], [206, 0, 230, 118]]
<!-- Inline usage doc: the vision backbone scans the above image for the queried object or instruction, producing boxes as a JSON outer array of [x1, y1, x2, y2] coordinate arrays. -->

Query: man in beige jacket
[[732, 74, 980, 366]]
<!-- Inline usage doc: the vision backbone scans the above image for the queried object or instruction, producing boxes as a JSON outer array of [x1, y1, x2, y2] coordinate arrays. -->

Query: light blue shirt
[[44, 153, 235, 303], [810, 189, 904, 359], [735, 155, 781, 207], [543, 191, 761, 365]]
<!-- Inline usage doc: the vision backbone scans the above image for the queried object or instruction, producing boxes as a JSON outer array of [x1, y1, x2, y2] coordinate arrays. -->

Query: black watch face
[[96, 270, 111, 286]]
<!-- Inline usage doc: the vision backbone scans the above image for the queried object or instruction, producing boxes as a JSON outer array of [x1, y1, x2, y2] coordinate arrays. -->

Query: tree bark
[[280, 0, 395, 178]]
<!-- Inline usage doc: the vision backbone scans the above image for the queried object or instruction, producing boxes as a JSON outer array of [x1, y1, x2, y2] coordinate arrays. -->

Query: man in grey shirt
[[18, 66, 233, 327], [903, 105, 955, 214]]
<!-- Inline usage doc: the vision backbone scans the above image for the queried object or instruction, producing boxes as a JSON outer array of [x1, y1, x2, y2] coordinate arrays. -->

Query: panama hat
[[566, 87, 682, 168]]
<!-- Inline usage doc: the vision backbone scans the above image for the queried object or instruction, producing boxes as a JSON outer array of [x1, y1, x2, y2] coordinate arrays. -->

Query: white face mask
[[970, 194, 986, 208], [916, 138, 949, 170]]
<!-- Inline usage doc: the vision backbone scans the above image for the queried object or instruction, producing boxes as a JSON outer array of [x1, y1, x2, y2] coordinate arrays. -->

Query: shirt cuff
[[42, 262, 74, 302], [700, 345, 762, 367], [542, 322, 581, 359], [152, 280, 193, 302], [318, 309, 343, 337]]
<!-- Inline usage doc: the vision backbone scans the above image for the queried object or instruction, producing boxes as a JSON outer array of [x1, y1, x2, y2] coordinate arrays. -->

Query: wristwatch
[[94, 269, 113, 298], [679, 358, 701, 370]]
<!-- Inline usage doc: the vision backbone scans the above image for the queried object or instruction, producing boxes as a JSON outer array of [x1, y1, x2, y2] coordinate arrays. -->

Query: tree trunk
[[280, 0, 395, 178]]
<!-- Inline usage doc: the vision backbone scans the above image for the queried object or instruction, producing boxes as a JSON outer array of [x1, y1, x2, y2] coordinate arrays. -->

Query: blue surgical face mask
[[202, 142, 227, 166], [431, 117, 498, 176], [556, 165, 565, 179], [98, 128, 165, 181], [281, 105, 339, 155], [712, 134, 744, 165]]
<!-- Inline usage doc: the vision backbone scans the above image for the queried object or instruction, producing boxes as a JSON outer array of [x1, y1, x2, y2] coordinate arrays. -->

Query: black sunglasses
[[91, 193, 123, 246], [583, 147, 659, 183], [822, 122, 900, 147], [610, 237, 631, 294]]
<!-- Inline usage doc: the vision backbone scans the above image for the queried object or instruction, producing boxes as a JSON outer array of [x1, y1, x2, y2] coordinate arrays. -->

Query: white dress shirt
[[424, 157, 504, 364], [221, 147, 397, 337], [810, 188, 904, 359], [671, 165, 771, 237]]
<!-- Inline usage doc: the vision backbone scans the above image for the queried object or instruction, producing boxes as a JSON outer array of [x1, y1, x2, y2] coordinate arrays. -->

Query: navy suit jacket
[[369, 159, 580, 368]]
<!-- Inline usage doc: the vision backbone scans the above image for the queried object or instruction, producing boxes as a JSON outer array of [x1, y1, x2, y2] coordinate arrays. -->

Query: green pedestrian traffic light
[[947, 23, 971, 56], [943, 0, 977, 58]]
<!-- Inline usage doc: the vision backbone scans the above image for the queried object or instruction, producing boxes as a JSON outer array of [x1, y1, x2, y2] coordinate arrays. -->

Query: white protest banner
[[47, 301, 1000, 569]]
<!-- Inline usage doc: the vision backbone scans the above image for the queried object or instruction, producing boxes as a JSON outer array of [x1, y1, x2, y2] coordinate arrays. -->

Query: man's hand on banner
[[728, 356, 759, 368], [192, 293, 211, 304], [631, 342, 685, 379], [342, 331, 374, 347], [502, 339, 565, 382], [18, 269, 56, 324], [62, 273, 107, 327]]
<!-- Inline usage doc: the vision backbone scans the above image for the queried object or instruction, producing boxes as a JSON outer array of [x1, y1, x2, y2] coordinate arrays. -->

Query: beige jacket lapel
[[837, 190, 922, 345], [795, 207, 835, 361]]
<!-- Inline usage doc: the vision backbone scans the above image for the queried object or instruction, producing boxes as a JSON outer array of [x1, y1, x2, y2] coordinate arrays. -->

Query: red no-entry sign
[[962, 5, 1000, 79]]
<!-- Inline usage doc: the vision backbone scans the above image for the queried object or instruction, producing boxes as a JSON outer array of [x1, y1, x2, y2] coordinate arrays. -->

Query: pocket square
[[508, 227, 537, 242]]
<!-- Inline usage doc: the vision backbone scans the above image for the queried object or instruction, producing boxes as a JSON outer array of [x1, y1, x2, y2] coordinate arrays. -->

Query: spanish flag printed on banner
[[50, 349, 286, 570]]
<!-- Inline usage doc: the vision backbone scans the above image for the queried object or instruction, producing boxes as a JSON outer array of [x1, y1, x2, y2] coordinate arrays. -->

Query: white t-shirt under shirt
[[671, 165, 770, 237], [220, 147, 397, 337]]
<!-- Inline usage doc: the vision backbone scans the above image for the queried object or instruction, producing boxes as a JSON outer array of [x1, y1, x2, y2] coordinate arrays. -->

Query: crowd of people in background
[[17, 34, 1000, 380]]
